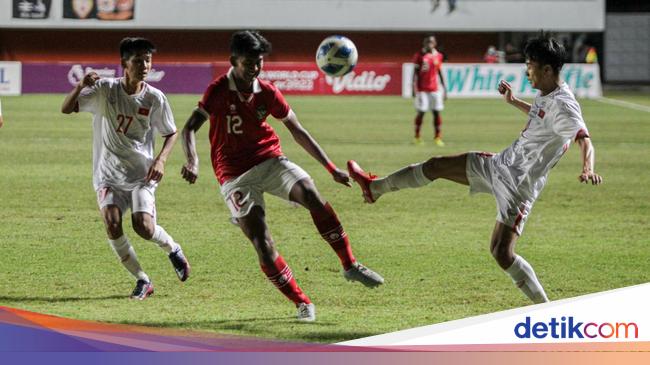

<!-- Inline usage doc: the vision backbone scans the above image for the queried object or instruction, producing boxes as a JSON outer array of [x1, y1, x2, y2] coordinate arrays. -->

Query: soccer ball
[[315, 35, 358, 77]]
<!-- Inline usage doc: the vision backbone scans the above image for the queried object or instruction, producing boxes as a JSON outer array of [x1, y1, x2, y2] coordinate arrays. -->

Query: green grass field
[[0, 93, 648, 343]]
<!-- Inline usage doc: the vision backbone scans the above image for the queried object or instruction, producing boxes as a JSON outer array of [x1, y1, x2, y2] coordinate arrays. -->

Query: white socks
[[505, 255, 549, 304], [108, 226, 179, 283], [371, 162, 431, 198], [150, 225, 180, 254], [108, 235, 149, 282]]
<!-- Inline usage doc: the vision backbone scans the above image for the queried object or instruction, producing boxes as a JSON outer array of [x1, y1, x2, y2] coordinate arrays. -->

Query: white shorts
[[466, 152, 534, 235], [96, 184, 157, 218], [415, 90, 444, 112], [220, 156, 311, 219]]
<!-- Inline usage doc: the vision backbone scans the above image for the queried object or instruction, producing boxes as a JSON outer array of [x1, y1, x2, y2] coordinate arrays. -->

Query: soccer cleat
[[343, 262, 385, 288], [434, 137, 445, 147], [130, 279, 154, 300], [413, 137, 423, 145], [169, 248, 191, 282], [297, 302, 316, 322], [347, 160, 379, 204]]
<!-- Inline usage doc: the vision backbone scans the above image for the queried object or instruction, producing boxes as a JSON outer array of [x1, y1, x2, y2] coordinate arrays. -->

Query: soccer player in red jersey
[[412, 35, 447, 146], [180, 30, 384, 322]]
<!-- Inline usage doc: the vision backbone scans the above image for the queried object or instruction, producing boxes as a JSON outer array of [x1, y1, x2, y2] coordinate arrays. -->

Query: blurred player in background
[[349, 34, 602, 304], [61, 37, 190, 300], [412, 35, 447, 146], [180, 30, 384, 322]]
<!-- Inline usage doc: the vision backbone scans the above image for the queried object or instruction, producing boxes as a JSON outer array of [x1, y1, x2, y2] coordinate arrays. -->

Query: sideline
[[596, 97, 650, 113]]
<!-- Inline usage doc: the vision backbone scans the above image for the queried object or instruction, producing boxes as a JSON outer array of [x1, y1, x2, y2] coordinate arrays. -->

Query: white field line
[[596, 97, 650, 113]]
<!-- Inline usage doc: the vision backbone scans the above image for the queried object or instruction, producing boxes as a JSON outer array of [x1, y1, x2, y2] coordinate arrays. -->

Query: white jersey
[[494, 82, 588, 201], [77, 78, 176, 190]]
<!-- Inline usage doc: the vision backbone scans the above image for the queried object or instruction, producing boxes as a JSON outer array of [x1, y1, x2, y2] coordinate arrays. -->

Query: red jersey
[[412, 49, 443, 92], [199, 70, 291, 184]]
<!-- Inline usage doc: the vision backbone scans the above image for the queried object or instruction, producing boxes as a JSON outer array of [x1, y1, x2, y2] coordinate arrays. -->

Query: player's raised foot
[[343, 262, 384, 288], [169, 248, 191, 282], [434, 137, 445, 147], [413, 136, 423, 146], [297, 303, 316, 322], [130, 279, 154, 300], [347, 160, 379, 203]]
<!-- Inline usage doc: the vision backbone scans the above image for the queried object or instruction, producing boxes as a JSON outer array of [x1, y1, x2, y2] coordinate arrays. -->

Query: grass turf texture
[[0, 94, 648, 343]]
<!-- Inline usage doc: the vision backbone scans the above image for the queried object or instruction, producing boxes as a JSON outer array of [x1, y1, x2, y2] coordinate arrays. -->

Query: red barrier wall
[[0, 29, 497, 63]]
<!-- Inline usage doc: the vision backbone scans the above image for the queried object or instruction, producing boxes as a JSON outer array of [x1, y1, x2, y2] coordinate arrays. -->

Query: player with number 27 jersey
[[77, 77, 177, 190], [197, 69, 288, 184]]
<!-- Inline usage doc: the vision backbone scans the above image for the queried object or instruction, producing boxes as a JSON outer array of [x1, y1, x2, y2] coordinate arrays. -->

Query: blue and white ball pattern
[[315, 35, 358, 77]]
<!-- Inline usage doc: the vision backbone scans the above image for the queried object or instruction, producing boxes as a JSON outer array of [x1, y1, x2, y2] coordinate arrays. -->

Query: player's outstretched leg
[[347, 160, 432, 203], [491, 222, 549, 304], [290, 179, 384, 288], [133, 212, 191, 282], [309, 201, 384, 288], [342, 262, 384, 288], [348, 154, 469, 204], [347, 160, 379, 203], [239, 206, 315, 321]]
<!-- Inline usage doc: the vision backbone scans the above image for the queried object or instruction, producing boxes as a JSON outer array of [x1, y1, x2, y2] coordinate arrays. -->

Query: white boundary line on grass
[[596, 97, 650, 113]]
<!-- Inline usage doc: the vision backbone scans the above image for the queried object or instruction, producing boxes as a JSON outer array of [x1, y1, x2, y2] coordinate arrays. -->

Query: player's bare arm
[[576, 136, 602, 185], [61, 72, 100, 114], [282, 111, 351, 187], [438, 68, 447, 100], [498, 80, 531, 114], [146, 131, 178, 183], [180, 108, 208, 184], [412, 67, 420, 97]]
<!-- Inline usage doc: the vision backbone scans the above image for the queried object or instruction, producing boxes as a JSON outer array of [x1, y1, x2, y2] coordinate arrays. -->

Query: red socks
[[261, 255, 310, 306], [414, 114, 424, 138], [434, 112, 442, 138], [310, 202, 356, 270]]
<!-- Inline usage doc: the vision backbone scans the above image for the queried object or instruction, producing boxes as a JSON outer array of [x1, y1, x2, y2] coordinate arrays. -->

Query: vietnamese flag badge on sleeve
[[138, 107, 150, 116]]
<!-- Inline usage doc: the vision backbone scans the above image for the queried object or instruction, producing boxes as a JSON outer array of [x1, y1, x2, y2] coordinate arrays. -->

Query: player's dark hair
[[119, 37, 156, 60], [422, 34, 436, 43], [523, 32, 566, 75], [230, 30, 272, 57]]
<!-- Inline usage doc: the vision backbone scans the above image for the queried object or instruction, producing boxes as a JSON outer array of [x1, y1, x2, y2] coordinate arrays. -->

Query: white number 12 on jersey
[[226, 115, 243, 134]]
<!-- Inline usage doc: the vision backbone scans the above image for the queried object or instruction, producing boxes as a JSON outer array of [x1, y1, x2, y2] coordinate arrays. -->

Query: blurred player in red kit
[[412, 35, 447, 146]]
